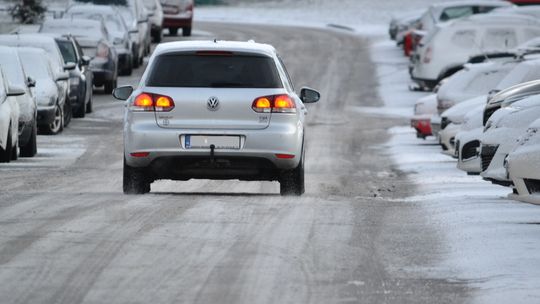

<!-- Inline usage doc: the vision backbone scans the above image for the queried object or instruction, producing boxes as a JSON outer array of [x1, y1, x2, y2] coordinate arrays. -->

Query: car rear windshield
[[146, 53, 283, 88]]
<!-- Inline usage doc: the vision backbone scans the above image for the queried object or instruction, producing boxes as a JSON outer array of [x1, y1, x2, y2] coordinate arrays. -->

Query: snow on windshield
[[18, 52, 51, 80]]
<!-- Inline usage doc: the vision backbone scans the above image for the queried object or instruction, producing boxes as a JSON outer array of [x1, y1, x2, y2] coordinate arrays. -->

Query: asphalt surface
[[0, 22, 470, 303]]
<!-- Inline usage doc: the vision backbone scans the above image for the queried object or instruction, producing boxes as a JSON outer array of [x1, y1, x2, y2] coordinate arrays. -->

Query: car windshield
[[41, 22, 102, 40], [0, 55, 26, 86], [18, 52, 51, 80], [56, 40, 78, 64], [146, 54, 283, 88]]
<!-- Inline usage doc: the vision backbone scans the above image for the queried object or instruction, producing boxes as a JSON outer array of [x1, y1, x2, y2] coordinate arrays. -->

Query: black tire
[[86, 94, 93, 114], [169, 27, 178, 36], [73, 103, 86, 118], [11, 138, 18, 161], [133, 52, 140, 68], [182, 27, 192, 37], [123, 159, 150, 194], [153, 31, 162, 43], [279, 150, 305, 196], [40, 103, 63, 135], [20, 121, 37, 157], [104, 79, 117, 94], [0, 129, 13, 163], [63, 99, 72, 127]]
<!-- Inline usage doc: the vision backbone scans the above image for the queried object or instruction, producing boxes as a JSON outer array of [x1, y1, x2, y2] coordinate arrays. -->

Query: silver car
[[113, 41, 320, 195]]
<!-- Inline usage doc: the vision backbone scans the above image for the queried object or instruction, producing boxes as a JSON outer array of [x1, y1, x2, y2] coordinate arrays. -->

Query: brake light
[[130, 152, 150, 157], [97, 42, 109, 58], [252, 94, 296, 113], [131, 93, 175, 112], [275, 154, 295, 159]]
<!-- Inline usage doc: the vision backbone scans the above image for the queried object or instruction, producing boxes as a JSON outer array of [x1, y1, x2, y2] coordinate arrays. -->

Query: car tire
[[41, 103, 64, 135], [123, 159, 150, 194], [104, 79, 117, 94], [169, 27, 178, 36], [20, 121, 37, 157], [86, 94, 93, 114], [11, 138, 18, 161], [133, 53, 140, 68], [73, 103, 86, 118], [153, 31, 162, 43], [63, 99, 72, 127], [0, 129, 13, 163], [279, 150, 305, 196], [182, 27, 192, 37]]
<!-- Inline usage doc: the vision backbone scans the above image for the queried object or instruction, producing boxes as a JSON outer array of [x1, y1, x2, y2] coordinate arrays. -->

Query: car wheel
[[73, 103, 86, 118], [132, 52, 140, 68], [20, 121, 37, 157], [11, 138, 18, 161], [279, 150, 305, 196], [182, 27, 192, 37], [63, 99, 72, 127], [86, 93, 93, 114], [104, 79, 116, 94], [125, 60, 133, 76], [0, 129, 13, 163], [123, 158, 150, 194], [153, 31, 162, 43], [169, 27, 178, 36], [41, 103, 63, 135]]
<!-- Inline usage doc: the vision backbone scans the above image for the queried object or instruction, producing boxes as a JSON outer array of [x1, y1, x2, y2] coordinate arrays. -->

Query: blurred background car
[[0, 46, 37, 156], [161, 0, 193, 36], [143, 0, 164, 42], [0, 67, 22, 163]]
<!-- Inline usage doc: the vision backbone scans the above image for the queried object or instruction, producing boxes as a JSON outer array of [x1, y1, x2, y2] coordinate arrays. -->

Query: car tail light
[[275, 154, 295, 159], [423, 46, 432, 64], [97, 42, 109, 58], [130, 152, 150, 157], [252, 94, 296, 113], [131, 93, 175, 112]]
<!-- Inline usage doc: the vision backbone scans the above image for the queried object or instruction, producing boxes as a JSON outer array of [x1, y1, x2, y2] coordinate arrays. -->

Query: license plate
[[185, 135, 241, 150]]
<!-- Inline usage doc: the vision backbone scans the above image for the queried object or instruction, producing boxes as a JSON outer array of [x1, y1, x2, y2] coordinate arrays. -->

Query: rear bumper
[[163, 15, 192, 28]]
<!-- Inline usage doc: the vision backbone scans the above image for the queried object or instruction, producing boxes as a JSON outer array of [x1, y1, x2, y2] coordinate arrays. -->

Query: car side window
[[278, 57, 295, 91], [440, 6, 474, 22]]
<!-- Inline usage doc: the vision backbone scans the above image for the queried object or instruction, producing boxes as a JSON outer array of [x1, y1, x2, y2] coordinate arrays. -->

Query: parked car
[[411, 13, 540, 90], [483, 79, 540, 125], [389, 10, 423, 44], [481, 95, 540, 186], [455, 104, 485, 175], [507, 117, 540, 204], [112, 40, 320, 195], [411, 93, 437, 138], [161, 0, 193, 36], [0, 46, 37, 157], [64, 5, 133, 76], [17, 47, 66, 137], [39, 19, 119, 94], [119, 0, 151, 67], [0, 34, 73, 130], [143, 0, 164, 42], [0, 67, 22, 162]]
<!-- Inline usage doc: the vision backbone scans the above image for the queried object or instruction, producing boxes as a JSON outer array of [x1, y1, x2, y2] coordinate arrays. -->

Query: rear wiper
[[210, 82, 251, 88]]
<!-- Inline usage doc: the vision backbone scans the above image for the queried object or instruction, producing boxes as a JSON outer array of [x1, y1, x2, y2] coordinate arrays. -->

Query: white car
[[439, 95, 487, 156], [481, 94, 540, 186], [507, 117, 540, 204], [0, 68, 24, 163], [112, 40, 320, 195], [142, 0, 164, 42], [411, 13, 540, 89], [456, 104, 485, 174], [0, 46, 38, 157]]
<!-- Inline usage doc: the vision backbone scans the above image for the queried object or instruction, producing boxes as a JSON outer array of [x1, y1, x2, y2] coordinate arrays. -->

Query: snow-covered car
[[0, 46, 37, 157], [411, 93, 437, 138], [40, 19, 119, 94], [143, 0, 164, 42], [389, 10, 422, 43], [493, 4, 540, 20], [411, 13, 540, 90], [481, 94, 540, 186], [417, 1, 512, 35], [63, 5, 132, 76], [483, 79, 540, 125], [17, 47, 65, 137], [112, 40, 320, 195], [161, 0, 193, 37], [0, 34, 72, 131], [0, 67, 24, 163], [507, 117, 540, 204], [119, 0, 151, 66], [456, 104, 485, 175], [439, 95, 487, 156]]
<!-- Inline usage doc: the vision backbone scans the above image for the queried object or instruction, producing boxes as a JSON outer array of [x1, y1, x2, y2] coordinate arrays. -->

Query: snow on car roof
[[429, 0, 512, 9], [66, 4, 118, 14], [154, 40, 277, 57]]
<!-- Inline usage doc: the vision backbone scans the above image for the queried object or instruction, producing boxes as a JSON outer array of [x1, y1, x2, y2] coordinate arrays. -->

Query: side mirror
[[27, 76, 36, 88], [7, 84, 26, 97], [80, 55, 91, 66], [113, 85, 133, 100], [129, 29, 139, 34], [56, 71, 70, 82], [64, 62, 77, 71], [300, 87, 320, 103]]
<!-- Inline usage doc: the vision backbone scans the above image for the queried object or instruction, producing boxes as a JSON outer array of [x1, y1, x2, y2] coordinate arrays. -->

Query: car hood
[[442, 95, 487, 123]]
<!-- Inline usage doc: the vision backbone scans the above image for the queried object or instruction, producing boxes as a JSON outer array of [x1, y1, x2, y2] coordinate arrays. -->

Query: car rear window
[[146, 54, 283, 88]]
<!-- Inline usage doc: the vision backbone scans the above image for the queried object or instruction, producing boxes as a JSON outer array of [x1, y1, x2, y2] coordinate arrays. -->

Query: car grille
[[524, 179, 540, 194], [440, 117, 449, 130], [481, 144, 499, 171], [462, 140, 480, 160], [483, 106, 500, 126]]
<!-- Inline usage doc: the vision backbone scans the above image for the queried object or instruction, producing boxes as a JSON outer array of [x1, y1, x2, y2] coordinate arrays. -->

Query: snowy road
[[0, 22, 470, 303]]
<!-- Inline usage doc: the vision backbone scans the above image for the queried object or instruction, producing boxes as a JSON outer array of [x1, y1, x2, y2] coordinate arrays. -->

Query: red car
[[161, 0, 194, 36], [507, 0, 540, 5]]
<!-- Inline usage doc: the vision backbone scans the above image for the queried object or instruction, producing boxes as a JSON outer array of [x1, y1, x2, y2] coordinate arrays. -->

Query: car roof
[[44, 18, 103, 27], [0, 45, 17, 55], [441, 12, 540, 29], [429, 0, 512, 9], [66, 4, 118, 14], [154, 40, 277, 57], [16, 46, 48, 56]]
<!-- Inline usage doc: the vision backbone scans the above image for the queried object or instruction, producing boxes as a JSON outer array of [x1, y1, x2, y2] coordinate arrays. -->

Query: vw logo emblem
[[207, 96, 220, 111]]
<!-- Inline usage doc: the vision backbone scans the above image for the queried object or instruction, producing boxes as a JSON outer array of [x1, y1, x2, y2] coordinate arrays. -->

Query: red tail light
[[252, 94, 296, 113], [97, 42, 109, 58], [131, 93, 175, 112], [130, 152, 150, 157]]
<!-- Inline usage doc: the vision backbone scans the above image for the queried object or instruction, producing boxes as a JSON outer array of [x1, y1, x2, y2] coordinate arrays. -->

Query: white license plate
[[185, 135, 241, 150]]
